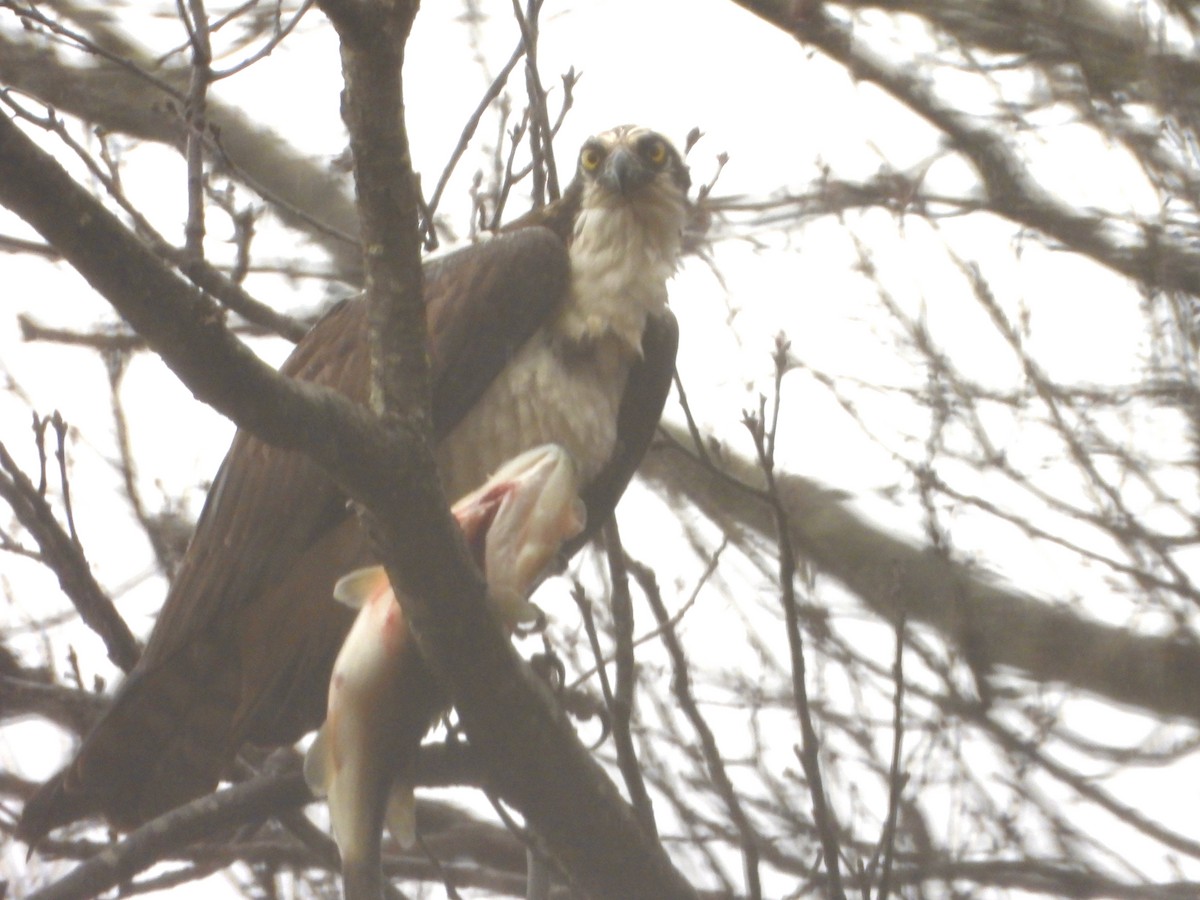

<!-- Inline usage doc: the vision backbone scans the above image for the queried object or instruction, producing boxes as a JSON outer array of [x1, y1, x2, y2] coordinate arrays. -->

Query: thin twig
[[0, 434, 140, 672], [0, 89, 307, 341], [510, 0, 558, 204], [211, 0, 316, 80], [601, 519, 658, 837], [179, 0, 213, 263], [568, 538, 725, 690], [0, 1, 188, 104], [105, 353, 182, 577], [628, 555, 763, 900], [47, 413, 79, 547], [874, 615, 906, 900], [418, 40, 526, 246], [742, 335, 846, 900], [489, 110, 529, 229]]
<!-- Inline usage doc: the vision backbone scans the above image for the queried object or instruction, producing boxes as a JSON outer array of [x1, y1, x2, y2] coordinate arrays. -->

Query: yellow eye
[[643, 138, 667, 166], [580, 146, 603, 171]]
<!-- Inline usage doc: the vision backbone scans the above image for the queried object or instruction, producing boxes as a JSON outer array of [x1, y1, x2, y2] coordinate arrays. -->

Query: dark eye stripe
[[637, 135, 669, 166]]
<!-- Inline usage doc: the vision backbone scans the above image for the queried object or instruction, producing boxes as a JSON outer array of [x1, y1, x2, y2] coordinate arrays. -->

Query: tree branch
[[644, 422, 1200, 724], [314, 2, 695, 895], [0, 19, 363, 278], [728, 0, 1200, 299], [24, 768, 312, 900]]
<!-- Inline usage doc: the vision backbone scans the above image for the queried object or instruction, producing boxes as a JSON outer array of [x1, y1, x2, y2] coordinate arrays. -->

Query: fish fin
[[384, 783, 417, 849], [303, 726, 330, 796], [489, 585, 541, 628], [333, 566, 389, 608], [513, 598, 541, 626], [569, 497, 587, 538]]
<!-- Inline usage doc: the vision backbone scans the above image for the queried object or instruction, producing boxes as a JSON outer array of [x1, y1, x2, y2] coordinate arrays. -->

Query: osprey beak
[[599, 147, 653, 196]]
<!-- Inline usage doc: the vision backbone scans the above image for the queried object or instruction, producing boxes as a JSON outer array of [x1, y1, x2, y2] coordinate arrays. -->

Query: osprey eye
[[642, 138, 667, 166], [580, 146, 603, 171]]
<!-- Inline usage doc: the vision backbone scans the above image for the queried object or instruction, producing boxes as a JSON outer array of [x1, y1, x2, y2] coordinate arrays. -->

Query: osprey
[[19, 125, 690, 842]]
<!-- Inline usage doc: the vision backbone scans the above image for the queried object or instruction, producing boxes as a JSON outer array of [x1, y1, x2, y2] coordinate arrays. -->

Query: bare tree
[[2, 1, 1200, 898]]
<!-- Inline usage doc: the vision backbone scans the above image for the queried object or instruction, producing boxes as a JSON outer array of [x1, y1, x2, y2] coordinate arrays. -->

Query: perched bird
[[304, 444, 585, 899], [18, 124, 690, 843]]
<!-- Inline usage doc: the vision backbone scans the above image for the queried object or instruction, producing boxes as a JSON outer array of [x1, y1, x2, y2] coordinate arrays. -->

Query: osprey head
[[575, 125, 690, 207], [566, 125, 691, 283]]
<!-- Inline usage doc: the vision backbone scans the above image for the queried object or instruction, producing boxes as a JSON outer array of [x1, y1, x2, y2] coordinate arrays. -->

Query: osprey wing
[[17, 228, 571, 843], [569, 309, 679, 553], [428, 227, 570, 437]]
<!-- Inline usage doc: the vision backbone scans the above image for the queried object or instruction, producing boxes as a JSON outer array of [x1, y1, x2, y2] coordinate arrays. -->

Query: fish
[[303, 444, 585, 897]]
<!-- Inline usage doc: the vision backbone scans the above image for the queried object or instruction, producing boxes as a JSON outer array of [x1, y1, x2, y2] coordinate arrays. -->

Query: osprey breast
[[437, 330, 627, 498], [439, 197, 677, 500], [436, 195, 676, 501]]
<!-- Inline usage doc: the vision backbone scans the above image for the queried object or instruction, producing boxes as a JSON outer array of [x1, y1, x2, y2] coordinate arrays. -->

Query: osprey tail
[[17, 635, 243, 842]]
